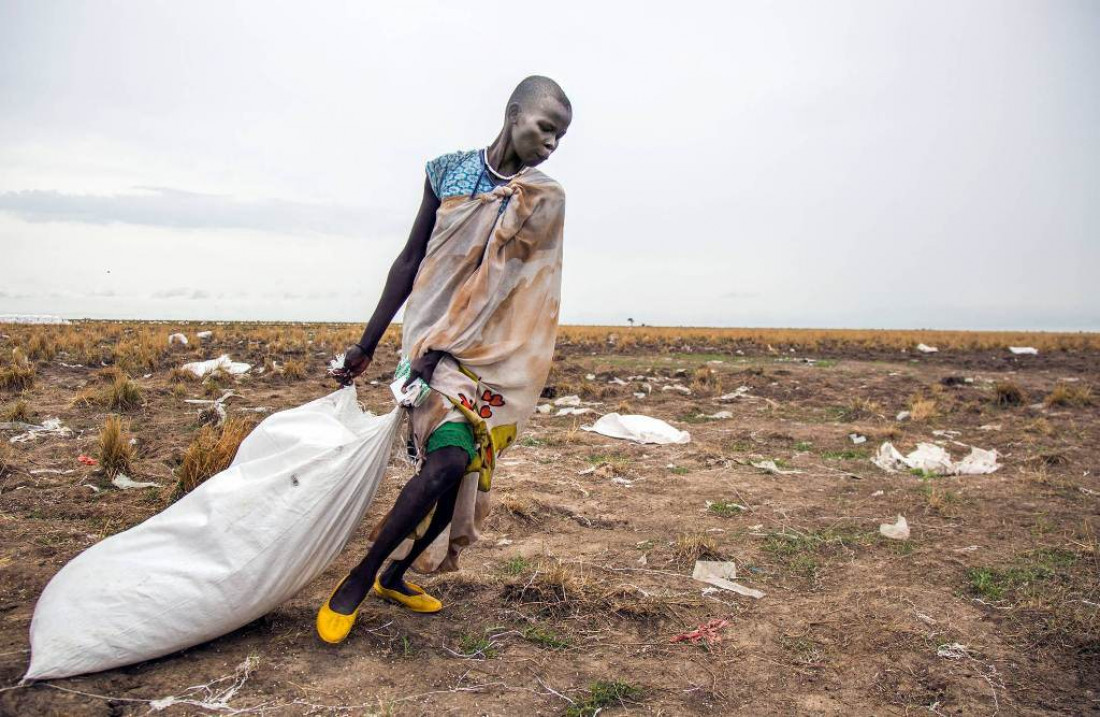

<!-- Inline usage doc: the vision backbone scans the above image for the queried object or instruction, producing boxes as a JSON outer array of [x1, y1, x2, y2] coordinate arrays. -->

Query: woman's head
[[505, 76, 571, 168]]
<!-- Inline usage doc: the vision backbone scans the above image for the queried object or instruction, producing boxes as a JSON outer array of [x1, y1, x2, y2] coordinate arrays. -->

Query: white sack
[[879, 515, 910, 540], [181, 354, 252, 378], [168, 333, 188, 346], [1008, 346, 1038, 355], [872, 441, 1000, 476], [26, 387, 402, 680], [581, 413, 691, 445]]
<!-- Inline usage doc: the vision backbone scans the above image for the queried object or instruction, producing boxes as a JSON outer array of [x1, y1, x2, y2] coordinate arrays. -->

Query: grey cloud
[[0, 187, 383, 237]]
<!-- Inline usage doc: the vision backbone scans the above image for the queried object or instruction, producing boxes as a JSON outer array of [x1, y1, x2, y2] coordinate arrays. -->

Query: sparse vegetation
[[0, 348, 35, 391], [708, 500, 744, 517], [175, 417, 253, 495], [907, 393, 938, 421], [4, 399, 32, 423], [1044, 382, 1093, 408], [566, 680, 643, 717], [993, 380, 1025, 407], [97, 415, 136, 478]]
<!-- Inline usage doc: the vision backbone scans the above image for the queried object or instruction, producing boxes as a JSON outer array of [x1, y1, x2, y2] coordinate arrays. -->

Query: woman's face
[[509, 96, 572, 168]]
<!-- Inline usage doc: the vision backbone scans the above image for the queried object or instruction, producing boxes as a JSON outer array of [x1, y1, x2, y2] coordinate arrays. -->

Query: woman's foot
[[328, 571, 371, 615], [378, 563, 418, 596]]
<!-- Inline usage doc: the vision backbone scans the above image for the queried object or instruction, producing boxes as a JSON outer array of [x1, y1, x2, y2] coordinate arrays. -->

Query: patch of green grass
[[669, 466, 690, 475], [812, 359, 838, 368], [822, 449, 869, 460], [726, 441, 752, 452], [677, 413, 717, 424], [585, 453, 629, 465], [762, 526, 879, 579], [455, 633, 497, 659], [566, 680, 644, 717], [793, 441, 813, 451], [503, 556, 532, 575], [708, 500, 744, 518], [522, 625, 571, 650], [519, 436, 544, 447], [967, 548, 1080, 601], [909, 467, 938, 479], [634, 539, 656, 551]]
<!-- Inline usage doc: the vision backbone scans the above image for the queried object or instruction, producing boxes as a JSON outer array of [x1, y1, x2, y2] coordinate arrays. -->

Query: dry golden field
[[0, 321, 1098, 715]]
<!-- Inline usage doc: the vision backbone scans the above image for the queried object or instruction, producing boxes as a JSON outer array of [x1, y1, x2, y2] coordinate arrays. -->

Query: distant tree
[[627, 318, 635, 327]]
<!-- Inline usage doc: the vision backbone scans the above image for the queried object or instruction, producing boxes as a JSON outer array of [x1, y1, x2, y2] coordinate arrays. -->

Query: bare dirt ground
[[1, 328, 1098, 715]]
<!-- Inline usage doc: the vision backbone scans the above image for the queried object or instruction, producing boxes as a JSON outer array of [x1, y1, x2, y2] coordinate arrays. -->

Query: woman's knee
[[417, 447, 468, 492]]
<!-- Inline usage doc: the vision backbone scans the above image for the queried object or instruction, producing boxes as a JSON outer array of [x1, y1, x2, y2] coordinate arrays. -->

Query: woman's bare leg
[[328, 445, 467, 614], [378, 478, 462, 594]]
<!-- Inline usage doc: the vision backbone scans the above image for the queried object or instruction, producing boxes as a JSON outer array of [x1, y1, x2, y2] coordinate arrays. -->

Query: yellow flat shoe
[[372, 577, 443, 613], [316, 575, 362, 644]]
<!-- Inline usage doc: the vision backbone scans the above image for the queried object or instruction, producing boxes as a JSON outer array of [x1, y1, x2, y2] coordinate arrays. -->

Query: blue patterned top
[[426, 149, 503, 201]]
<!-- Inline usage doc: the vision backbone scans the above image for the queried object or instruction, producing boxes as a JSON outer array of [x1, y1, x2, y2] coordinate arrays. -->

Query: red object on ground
[[77, 455, 98, 466], [671, 618, 730, 646]]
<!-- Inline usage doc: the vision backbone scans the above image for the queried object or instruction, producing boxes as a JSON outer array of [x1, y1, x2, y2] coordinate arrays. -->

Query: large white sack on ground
[[25, 387, 402, 680], [581, 413, 691, 445], [181, 354, 252, 378]]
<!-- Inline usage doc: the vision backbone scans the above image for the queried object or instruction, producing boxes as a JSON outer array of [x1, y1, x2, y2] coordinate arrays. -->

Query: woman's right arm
[[332, 176, 440, 385]]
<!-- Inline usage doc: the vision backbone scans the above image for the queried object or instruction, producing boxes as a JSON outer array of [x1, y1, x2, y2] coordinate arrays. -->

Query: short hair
[[508, 75, 571, 113]]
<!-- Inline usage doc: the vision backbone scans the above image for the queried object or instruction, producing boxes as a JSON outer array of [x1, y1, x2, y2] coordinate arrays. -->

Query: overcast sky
[[2, 1, 1097, 330]]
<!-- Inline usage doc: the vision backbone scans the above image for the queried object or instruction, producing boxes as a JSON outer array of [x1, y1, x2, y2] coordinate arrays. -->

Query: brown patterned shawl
[[377, 167, 565, 573]]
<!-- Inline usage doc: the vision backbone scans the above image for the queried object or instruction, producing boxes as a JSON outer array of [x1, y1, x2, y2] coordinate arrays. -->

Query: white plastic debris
[[717, 386, 752, 401], [584, 373, 596, 380], [536, 404, 552, 414], [112, 474, 160, 490], [184, 390, 237, 426], [896, 411, 910, 421], [751, 460, 803, 475], [633, 392, 647, 399], [180, 355, 251, 378], [872, 442, 1000, 476], [917, 343, 939, 353], [168, 333, 188, 346], [556, 407, 595, 417], [879, 515, 910, 540], [703, 410, 733, 419], [692, 560, 764, 599], [609, 377, 627, 386], [196, 331, 213, 340], [871, 490, 884, 497], [581, 413, 690, 445], [1008, 346, 1038, 355], [9, 418, 72, 444], [661, 384, 692, 394], [553, 395, 582, 407], [849, 433, 867, 444], [937, 643, 970, 660]]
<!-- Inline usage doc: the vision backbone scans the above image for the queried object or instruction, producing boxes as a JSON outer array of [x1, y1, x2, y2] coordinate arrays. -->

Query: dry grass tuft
[[907, 394, 938, 422], [4, 399, 32, 423], [98, 415, 136, 478], [175, 417, 253, 496], [106, 374, 143, 410], [498, 495, 541, 522], [502, 559, 592, 614], [993, 380, 1025, 407], [672, 533, 722, 564], [0, 442, 13, 476], [1044, 382, 1093, 408], [281, 359, 306, 381], [0, 349, 36, 391]]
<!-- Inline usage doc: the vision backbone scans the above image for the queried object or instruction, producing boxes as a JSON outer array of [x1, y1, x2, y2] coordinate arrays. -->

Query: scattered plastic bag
[[581, 413, 690, 445], [751, 460, 803, 475], [849, 433, 867, 444], [553, 395, 582, 407], [196, 331, 213, 340], [111, 474, 160, 490], [1008, 346, 1038, 355], [717, 386, 752, 401], [168, 333, 188, 346], [25, 387, 403, 680], [9, 418, 72, 444], [917, 343, 938, 353], [879, 515, 910, 540], [180, 355, 251, 378], [692, 560, 764, 599], [671, 618, 730, 645], [872, 442, 1000, 476]]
